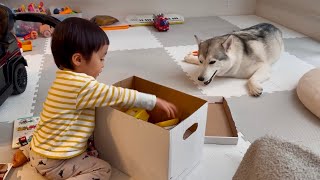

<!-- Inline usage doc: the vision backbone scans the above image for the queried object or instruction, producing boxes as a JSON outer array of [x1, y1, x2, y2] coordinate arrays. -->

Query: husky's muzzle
[[203, 70, 218, 85]]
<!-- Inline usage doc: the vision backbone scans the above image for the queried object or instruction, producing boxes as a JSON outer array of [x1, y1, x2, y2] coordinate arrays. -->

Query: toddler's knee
[[101, 160, 112, 174], [99, 160, 112, 180]]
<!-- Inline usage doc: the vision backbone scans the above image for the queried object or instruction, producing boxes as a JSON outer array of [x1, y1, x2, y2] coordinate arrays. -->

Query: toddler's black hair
[[51, 17, 109, 70]]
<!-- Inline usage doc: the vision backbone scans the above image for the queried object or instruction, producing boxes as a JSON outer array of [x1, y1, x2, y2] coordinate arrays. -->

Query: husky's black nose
[[198, 76, 204, 81]]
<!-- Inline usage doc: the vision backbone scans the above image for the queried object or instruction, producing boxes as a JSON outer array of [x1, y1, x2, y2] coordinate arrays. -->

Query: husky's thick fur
[[186, 23, 284, 96]]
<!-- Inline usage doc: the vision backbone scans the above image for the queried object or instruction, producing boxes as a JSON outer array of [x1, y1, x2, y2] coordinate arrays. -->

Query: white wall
[[256, 0, 320, 41], [2, 0, 256, 19]]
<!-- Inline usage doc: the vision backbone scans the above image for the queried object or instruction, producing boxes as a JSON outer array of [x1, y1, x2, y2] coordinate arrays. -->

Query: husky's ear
[[222, 35, 234, 52], [194, 35, 202, 45]]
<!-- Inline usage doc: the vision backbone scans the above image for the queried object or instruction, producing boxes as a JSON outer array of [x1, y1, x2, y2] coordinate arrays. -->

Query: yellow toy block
[[155, 118, 179, 127], [21, 40, 32, 52], [126, 108, 149, 121]]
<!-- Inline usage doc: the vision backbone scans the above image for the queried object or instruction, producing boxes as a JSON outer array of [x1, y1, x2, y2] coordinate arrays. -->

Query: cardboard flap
[[112, 76, 135, 89], [223, 99, 238, 137]]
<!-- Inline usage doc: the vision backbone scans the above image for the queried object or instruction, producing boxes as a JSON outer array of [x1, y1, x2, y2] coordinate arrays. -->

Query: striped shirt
[[31, 69, 156, 159]]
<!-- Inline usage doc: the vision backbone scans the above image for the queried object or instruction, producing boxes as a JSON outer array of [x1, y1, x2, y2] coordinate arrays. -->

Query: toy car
[[0, 4, 60, 106], [153, 13, 169, 31], [18, 136, 28, 146]]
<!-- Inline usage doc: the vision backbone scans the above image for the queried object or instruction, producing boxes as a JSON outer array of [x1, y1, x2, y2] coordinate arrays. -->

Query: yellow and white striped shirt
[[31, 69, 156, 159]]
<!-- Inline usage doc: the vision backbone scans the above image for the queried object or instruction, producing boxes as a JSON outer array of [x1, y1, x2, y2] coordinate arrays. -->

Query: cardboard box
[[94, 76, 208, 180], [198, 96, 239, 145]]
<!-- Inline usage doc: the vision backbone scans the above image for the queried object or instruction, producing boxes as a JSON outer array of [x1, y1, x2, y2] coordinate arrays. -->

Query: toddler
[[12, 17, 178, 180]]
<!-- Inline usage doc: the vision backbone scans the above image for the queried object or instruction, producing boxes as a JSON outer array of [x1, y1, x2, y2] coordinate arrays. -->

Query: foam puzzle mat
[[107, 27, 163, 51], [1, 15, 320, 179], [227, 90, 320, 155], [0, 54, 44, 123]]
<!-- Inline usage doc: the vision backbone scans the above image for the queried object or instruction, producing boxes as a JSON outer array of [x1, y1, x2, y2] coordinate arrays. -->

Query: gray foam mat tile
[[0, 122, 13, 146], [149, 16, 240, 47], [284, 37, 320, 58], [227, 90, 320, 153], [31, 54, 58, 116], [0, 145, 15, 163], [284, 37, 320, 67], [5, 168, 21, 180], [0, 122, 15, 163], [98, 48, 203, 95]]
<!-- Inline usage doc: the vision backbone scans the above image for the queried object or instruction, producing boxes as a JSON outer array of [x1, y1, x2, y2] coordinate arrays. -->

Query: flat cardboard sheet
[[197, 96, 238, 145], [206, 103, 235, 137]]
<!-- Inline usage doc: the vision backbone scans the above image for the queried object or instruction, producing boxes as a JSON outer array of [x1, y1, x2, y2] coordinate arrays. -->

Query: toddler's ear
[[71, 53, 84, 67]]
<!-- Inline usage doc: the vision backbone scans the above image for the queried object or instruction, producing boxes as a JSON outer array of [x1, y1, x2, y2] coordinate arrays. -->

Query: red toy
[[18, 136, 28, 146], [23, 31, 38, 40], [153, 14, 169, 32]]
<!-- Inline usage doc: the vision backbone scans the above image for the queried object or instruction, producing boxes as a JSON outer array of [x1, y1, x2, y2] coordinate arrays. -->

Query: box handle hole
[[183, 123, 198, 140]]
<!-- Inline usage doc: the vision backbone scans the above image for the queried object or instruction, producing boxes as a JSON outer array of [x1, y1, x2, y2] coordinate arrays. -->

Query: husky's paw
[[248, 81, 263, 97], [184, 53, 199, 65]]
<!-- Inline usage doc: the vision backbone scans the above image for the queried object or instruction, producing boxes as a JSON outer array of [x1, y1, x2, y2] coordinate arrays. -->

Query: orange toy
[[59, 6, 72, 14], [100, 25, 129, 31], [23, 31, 38, 40], [192, 51, 198, 56]]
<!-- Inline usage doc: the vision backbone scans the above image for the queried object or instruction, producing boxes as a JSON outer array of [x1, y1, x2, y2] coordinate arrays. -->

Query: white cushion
[[297, 68, 320, 119]]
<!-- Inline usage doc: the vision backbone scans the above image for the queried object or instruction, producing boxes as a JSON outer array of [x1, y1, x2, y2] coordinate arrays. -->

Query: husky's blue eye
[[209, 61, 216, 64]]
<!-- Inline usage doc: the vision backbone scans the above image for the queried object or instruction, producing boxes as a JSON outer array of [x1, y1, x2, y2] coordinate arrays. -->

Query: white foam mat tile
[[219, 15, 306, 39], [186, 149, 240, 180], [0, 54, 43, 123], [44, 37, 52, 55], [300, 139, 320, 156], [186, 133, 251, 180], [270, 52, 315, 90], [106, 27, 163, 51], [166, 45, 315, 97]]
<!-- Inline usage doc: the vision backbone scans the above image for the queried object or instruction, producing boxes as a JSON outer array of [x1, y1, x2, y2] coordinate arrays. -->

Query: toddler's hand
[[149, 98, 178, 123]]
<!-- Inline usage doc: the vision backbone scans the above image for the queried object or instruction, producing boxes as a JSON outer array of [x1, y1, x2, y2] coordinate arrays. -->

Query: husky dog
[[185, 23, 284, 96]]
